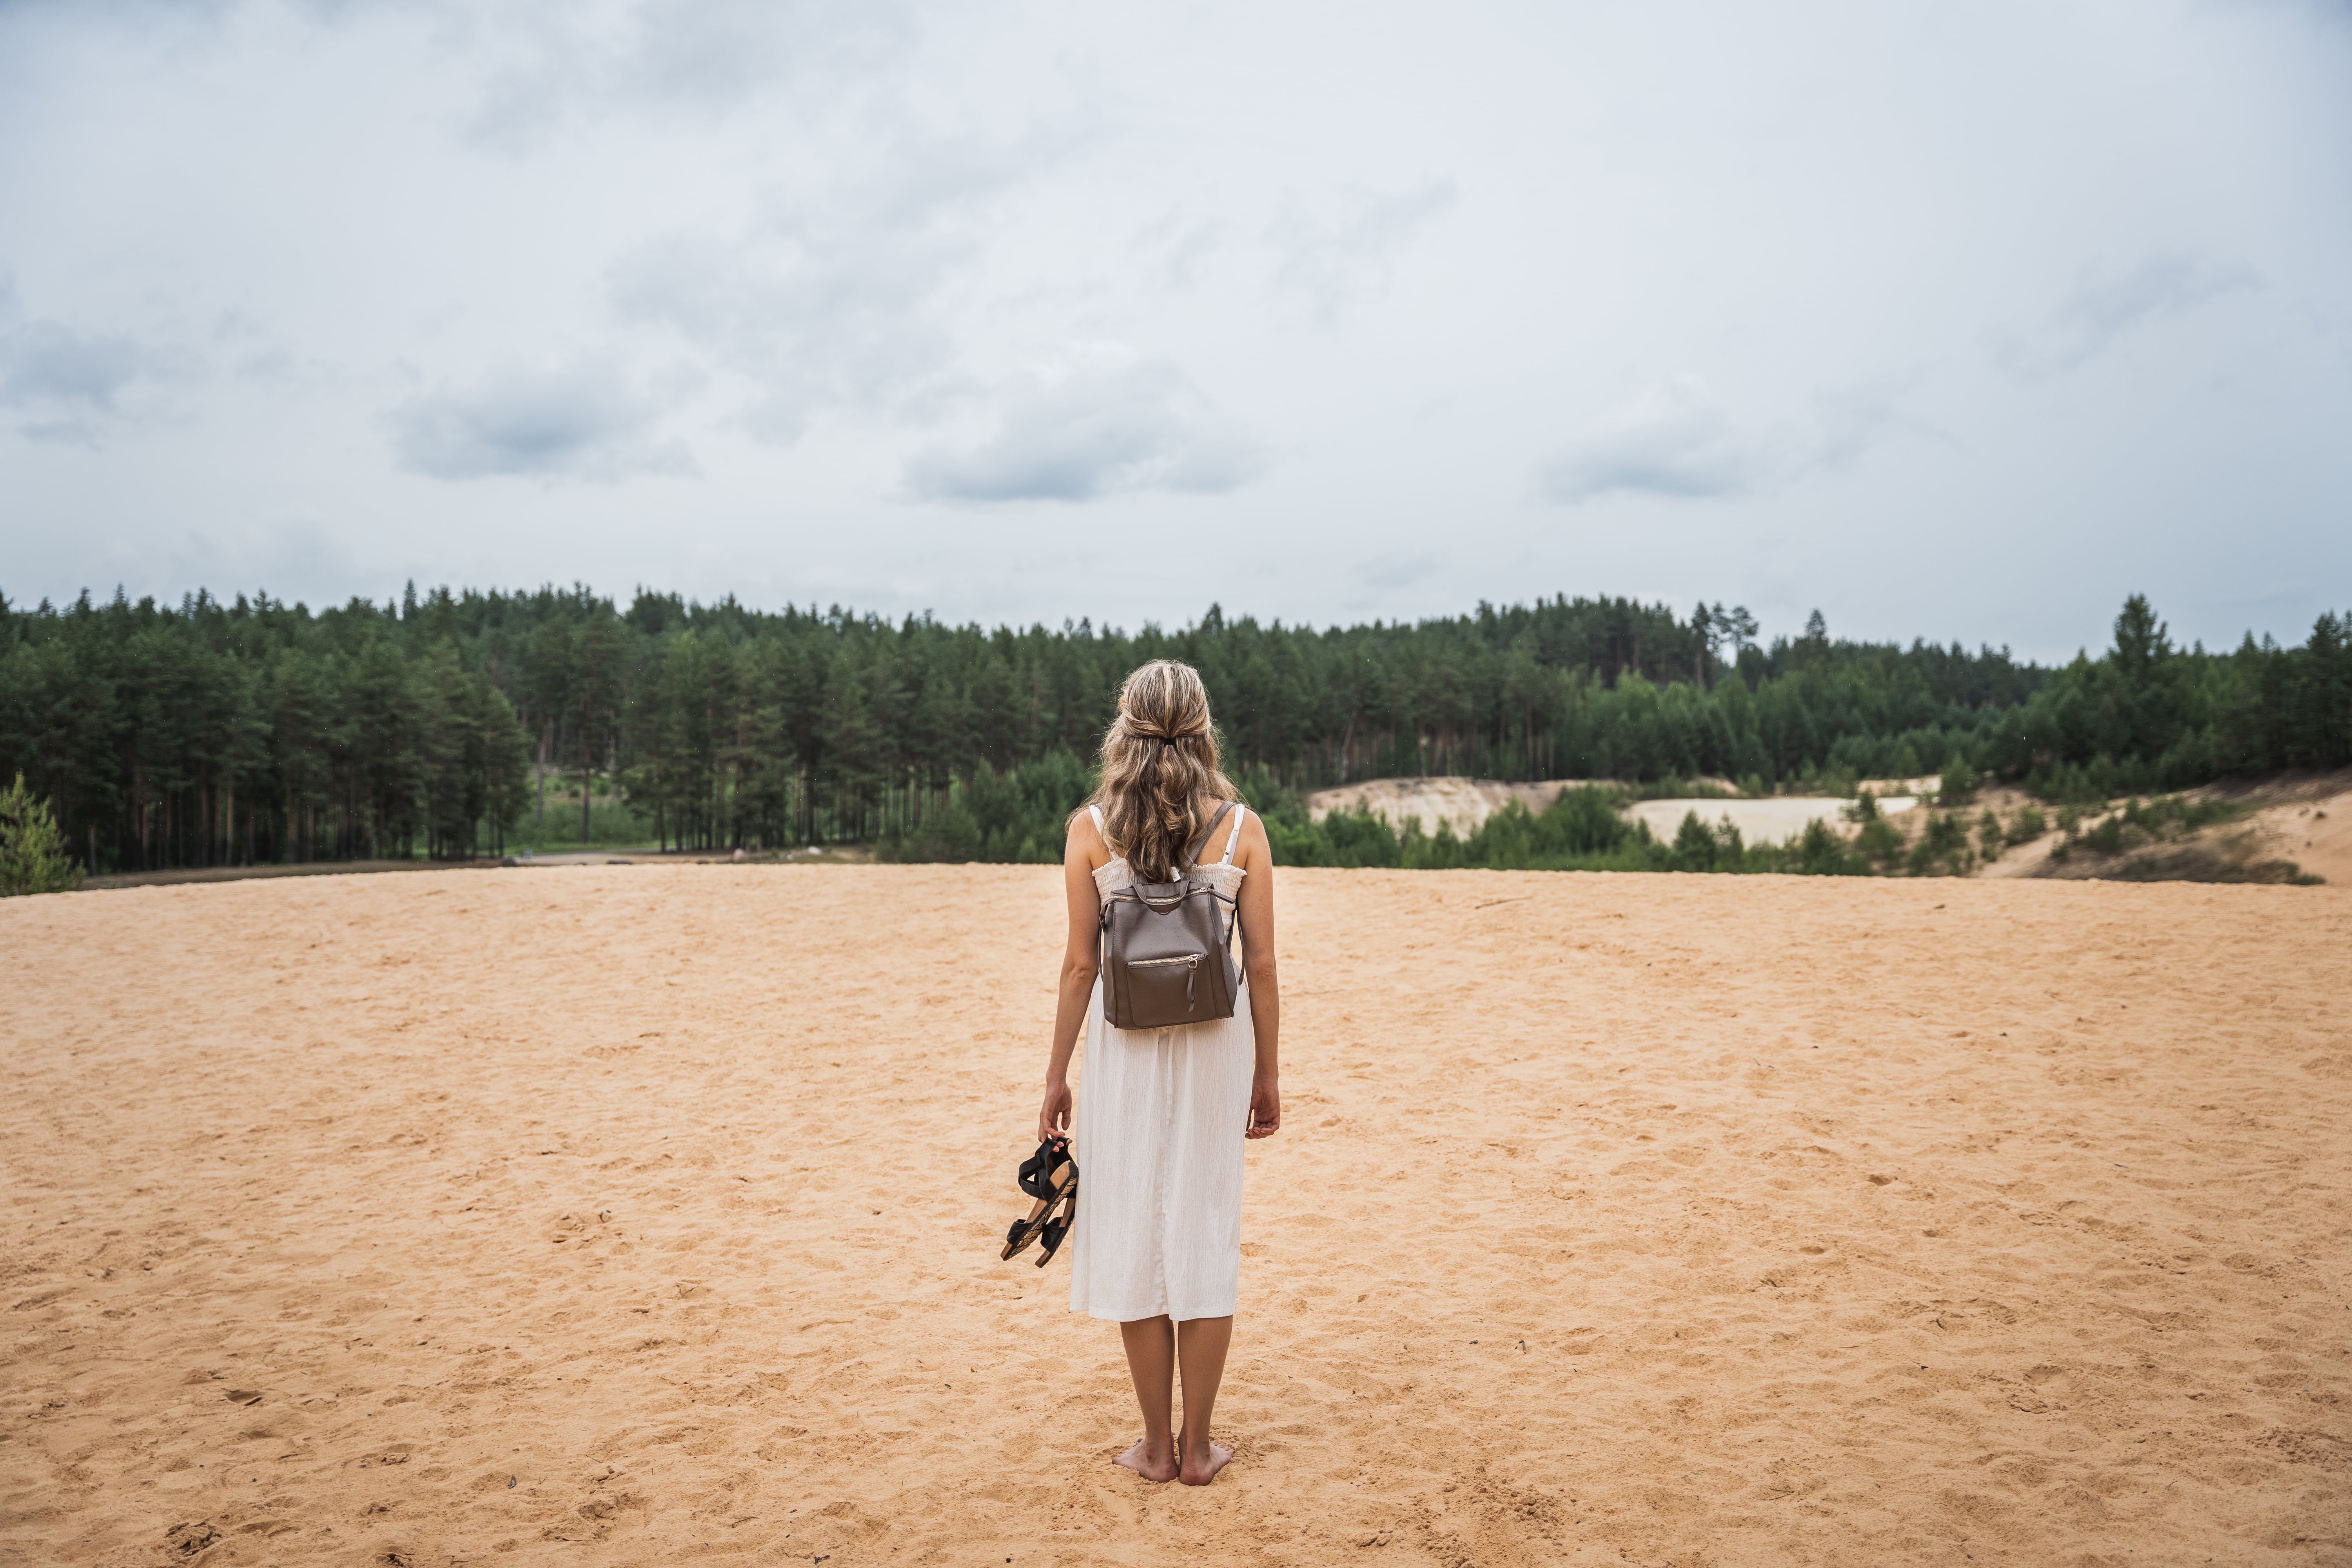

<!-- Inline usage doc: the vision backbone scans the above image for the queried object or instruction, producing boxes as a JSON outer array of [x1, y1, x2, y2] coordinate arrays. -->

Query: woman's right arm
[[1038, 815, 1104, 1140], [1232, 810, 1281, 1138]]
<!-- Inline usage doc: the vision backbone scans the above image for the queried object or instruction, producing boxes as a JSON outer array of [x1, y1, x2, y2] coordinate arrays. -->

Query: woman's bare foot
[[1176, 1431, 1232, 1486], [1115, 1437, 1178, 1483]]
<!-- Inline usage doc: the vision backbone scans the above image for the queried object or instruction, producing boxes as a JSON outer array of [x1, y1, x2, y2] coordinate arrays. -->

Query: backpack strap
[[1088, 804, 1105, 833], [1221, 805, 1247, 865], [1183, 802, 1235, 869]]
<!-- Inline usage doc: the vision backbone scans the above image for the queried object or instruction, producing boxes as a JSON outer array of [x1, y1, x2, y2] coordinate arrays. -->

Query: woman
[[1037, 659, 1282, 1487]]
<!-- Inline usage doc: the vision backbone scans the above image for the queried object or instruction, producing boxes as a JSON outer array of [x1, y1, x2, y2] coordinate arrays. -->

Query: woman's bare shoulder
[[1232, 802, 1274, 868], [1066, 804, 1110, 862]]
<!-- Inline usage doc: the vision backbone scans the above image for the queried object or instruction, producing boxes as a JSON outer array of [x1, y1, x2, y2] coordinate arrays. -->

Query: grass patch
[[2054, 793, 2249, 862], [504, 791, 655, 854]]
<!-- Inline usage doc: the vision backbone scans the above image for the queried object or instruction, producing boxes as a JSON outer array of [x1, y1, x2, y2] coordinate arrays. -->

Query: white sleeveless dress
[[1069, 805, 1255, 1323]]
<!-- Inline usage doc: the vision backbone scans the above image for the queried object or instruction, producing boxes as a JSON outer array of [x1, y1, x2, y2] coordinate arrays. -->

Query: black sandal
[[1001, 1135, 1079, 1261], [1034, 1185, 1077, 1268]]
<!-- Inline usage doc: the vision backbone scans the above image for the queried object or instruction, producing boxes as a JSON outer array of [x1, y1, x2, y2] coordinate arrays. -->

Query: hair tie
[[1119, 713, 1203, 745]]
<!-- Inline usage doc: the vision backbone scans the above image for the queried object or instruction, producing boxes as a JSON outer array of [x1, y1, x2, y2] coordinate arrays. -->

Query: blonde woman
[[1037, 659, 1281, 1486]]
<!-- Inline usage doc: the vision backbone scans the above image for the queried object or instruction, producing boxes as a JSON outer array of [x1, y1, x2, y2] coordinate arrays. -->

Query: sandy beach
[[3, 865, 2347, 1566]]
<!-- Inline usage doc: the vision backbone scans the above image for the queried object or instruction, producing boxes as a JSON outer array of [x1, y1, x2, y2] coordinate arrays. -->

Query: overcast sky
[[2, 0, 2347, 660]]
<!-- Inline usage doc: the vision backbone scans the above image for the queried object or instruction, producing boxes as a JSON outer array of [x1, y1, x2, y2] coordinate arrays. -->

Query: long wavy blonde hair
[[1084, 660, 1239, 884]]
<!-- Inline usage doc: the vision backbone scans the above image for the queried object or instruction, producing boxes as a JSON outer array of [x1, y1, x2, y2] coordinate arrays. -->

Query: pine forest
[[1, 584, 2346, 876]]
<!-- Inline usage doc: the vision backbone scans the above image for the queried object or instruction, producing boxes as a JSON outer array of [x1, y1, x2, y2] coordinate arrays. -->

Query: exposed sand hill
[[1303, 777, 1586, 837], [1304, 777, 1740, 838], [1302, 775, 1904, 848], [1625, 797, 1918, 847], [2, 867, 2346, 1567], [2256, 785, 2352, 884], [1963, 775, 2349, 885]]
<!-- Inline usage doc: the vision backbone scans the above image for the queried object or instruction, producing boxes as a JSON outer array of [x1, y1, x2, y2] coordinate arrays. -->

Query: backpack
[[1097, 801, 1243, 1031]]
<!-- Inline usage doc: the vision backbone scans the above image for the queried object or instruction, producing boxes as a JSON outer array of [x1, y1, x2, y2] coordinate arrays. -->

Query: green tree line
[[0, 582, 2342, 874]]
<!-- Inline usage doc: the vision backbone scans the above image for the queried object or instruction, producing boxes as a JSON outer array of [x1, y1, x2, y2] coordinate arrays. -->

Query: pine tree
[[479, 683, 532, 853], [524, 617, 574, 828], [0, 772, 84, 895], [573, 612, 629, 844]]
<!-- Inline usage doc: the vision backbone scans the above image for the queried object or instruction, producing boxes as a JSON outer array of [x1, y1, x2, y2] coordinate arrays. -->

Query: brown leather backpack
[[1098, 802, 1243, 1031]]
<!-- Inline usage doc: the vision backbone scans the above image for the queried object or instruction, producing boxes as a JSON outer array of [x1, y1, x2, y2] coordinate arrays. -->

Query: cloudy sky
[[1, 0, 2347, 659]]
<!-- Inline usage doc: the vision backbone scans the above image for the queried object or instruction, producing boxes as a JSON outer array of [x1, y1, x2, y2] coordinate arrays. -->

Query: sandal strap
[[1018, 1136, 1074, 1199]]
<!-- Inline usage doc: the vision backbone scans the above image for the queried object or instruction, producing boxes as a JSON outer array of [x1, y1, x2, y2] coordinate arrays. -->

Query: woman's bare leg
[[1115, 1316, 1178, 1481], [1175, 1315, 1235, 1485]]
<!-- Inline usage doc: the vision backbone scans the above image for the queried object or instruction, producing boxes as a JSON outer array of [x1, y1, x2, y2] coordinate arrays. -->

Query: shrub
[[1907, 811, 1972, 876], [1672, 810, 1718, 871], [2029, 758, 2127, 806], [2121, 793, 2242, 836], [2005, 805, 2047, 846], [1855, 817, 1904, 868], [2076, 814, 2126, 855], [1938, 759, 1979, 807], [1793, 817, 1864, 876], [0, 774, 84, 896], [2046, 793, 2245, 865], [1976, 809, 2003, 858]]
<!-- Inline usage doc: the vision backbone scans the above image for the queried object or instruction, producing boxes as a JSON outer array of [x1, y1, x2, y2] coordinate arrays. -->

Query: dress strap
[[1221, 805, 1246, 864], [1183, 802, 1234, 867], [1089, 804, 1104, 831]]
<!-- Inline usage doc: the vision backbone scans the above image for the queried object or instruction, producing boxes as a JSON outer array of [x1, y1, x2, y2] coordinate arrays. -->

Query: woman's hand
[[1246, 1075, 1281, 1139], [1038, 1078, 1073, 1142]]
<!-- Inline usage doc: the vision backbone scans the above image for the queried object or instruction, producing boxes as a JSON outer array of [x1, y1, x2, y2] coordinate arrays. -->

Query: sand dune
[[3, 866, 2347, 1566], [2256, 786, 2352, 884], [1304, 777, 1593, 837], [1302, 777, 1903, 847], [1625, 797, 1918, 846], [1971, 777, 2349, 885]]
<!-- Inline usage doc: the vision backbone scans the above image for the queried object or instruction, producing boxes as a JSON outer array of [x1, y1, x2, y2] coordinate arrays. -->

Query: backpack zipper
[[1126, 952, 1205, 1008]]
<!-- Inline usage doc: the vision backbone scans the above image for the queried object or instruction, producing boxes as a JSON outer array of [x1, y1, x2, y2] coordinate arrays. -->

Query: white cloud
[[1264, 178, 1458, 322], [1995, 254, 2261, 379], [904, 348, 1266, 503], [459, 0, 919, 148], [1135, 211, 1226, 292], [1539, 374, 1929, 505], [1540, 376, 1767, 503], [610, 128, 1053, 444], [386, 356, 691, 480], [0, 278, 198, 444], [1805, 376, 1936, 475], [617, 0, 909, 109]]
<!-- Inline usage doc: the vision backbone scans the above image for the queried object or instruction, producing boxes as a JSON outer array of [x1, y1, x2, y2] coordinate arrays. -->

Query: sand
[[1305, 778, 1584, 837], [1305, 779, 1744, 838], [2258, 787, 2352, 885], [3, 866, 2347, 1568], [1625, 798, 1920, 848], [1299, 781, 1917, 851], [1971, 779, 2350, 886], [1300, 779, 1915, 848]]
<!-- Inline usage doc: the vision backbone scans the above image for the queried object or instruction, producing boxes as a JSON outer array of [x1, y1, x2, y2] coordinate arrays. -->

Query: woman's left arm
[[1233, 811, 1281, 1138]]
